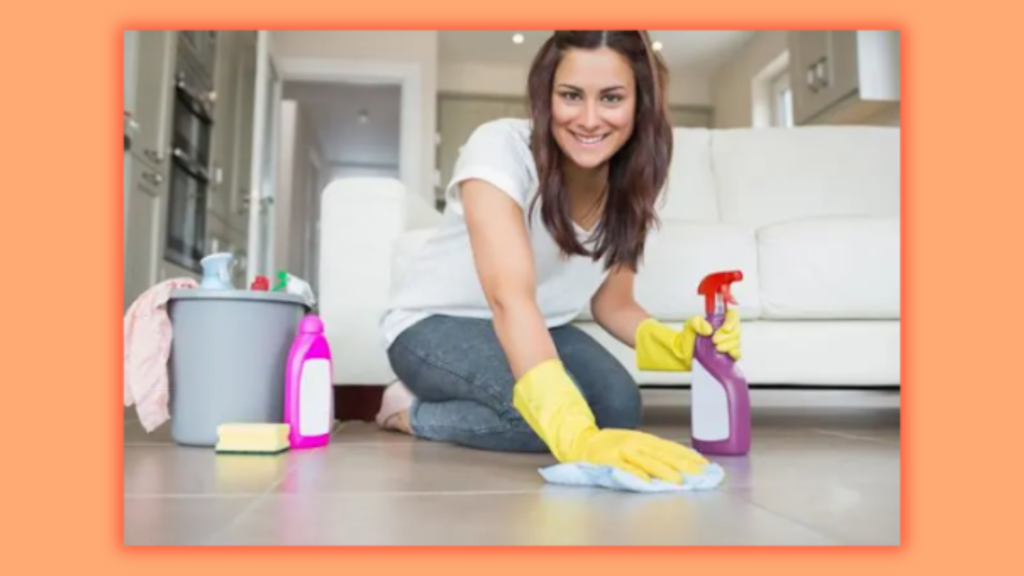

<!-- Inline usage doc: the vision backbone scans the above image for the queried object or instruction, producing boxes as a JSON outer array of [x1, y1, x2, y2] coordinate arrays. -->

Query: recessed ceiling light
[[652, 41, 663, 51], [513, 33, 524, 44]]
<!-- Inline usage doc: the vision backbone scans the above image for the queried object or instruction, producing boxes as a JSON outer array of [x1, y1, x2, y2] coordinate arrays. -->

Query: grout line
[[732, 493, 847, 545], [813, 429, 900, 446], [126, 488, 550, 500], [125, 493, 261, 499]]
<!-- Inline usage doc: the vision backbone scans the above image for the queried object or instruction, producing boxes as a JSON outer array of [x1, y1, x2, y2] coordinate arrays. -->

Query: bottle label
[[692, 359, 731, 441], [299, 359, 332, 437]]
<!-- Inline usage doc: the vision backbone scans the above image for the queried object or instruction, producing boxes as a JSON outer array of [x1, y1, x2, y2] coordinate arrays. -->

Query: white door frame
[[274, 56, 423, 204]]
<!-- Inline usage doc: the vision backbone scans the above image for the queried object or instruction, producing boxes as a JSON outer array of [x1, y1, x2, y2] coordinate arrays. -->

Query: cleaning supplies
[[215, 423, 290, 454], [538, 461, 726, 493], [284, 314, 334, 449], [691, 271, 751, 456], [199, 252, 235, 290], [272, 270, 317, 308]]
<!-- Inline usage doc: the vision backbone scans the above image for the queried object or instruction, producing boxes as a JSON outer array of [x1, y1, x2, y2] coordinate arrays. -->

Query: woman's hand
[[575, 427, 710, 483], [513, 359, 711, 484], [635, 308, 743, 372]]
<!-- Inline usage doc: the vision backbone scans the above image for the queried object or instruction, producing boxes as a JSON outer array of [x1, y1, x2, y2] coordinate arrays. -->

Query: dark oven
[[164, 32, 216, 273]]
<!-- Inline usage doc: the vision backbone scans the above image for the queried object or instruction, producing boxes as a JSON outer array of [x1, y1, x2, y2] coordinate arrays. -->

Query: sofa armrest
[[318, 177, 437, 385]]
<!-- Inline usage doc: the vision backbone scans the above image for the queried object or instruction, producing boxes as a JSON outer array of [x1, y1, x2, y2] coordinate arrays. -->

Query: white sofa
[[318, 126, 900, 389]]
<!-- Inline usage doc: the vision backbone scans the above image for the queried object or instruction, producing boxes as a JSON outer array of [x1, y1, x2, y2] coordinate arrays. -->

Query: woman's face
[[550, 46, 637, 171]]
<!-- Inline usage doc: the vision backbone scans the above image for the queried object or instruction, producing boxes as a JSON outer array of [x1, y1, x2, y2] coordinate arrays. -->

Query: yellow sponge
[[215, 423, 290, 454]]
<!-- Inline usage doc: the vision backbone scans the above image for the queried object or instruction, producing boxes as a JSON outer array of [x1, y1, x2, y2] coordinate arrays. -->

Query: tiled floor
[[123, 389, 900, 546]]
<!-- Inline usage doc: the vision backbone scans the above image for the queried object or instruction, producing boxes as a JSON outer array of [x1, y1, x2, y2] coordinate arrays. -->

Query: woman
[[375, 31, 741, 485]]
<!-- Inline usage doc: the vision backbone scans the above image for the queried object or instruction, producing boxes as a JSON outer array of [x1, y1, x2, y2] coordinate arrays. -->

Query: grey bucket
[[166, 289, 312, 447]]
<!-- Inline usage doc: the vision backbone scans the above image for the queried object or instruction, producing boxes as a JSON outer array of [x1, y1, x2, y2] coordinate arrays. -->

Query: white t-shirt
[[379, 117, 611, 346]]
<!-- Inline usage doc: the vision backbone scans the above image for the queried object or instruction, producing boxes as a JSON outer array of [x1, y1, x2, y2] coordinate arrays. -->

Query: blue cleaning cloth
[[538, 462, 726, 493]]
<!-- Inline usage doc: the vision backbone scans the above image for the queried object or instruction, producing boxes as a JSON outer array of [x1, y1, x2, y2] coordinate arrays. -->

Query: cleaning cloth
[[538, 461, 726, 493]]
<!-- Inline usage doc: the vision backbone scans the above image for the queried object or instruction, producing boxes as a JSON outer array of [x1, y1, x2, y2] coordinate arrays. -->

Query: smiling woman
[[369, 31, 743, 486]]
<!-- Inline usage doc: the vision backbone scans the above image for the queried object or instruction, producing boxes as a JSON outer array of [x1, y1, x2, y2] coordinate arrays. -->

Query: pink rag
[[123, 278, 198, 432]]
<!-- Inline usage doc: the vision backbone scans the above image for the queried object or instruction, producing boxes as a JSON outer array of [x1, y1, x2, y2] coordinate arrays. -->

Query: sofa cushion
[[757, 216, 900, 319], [710, 127, 901, 229], [656, 128, 720, 222], [577, 221, 762, 322]]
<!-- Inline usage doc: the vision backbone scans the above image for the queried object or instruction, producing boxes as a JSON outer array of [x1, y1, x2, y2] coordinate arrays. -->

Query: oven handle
[[175, 80, 214, 125], [172, 147, 210, 184]]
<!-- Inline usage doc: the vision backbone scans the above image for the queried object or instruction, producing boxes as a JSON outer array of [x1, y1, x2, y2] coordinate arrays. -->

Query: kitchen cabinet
[[197, 30, 256, 279], [124, 31, 177, 309], [788, 30, 900, 126], [124, 155, 169, 310], [228, 32, 258, 233], [207, 31, 239, 224], [129, 31, 176, 170], [205, 30, 256, 236], [124, 29, 260, 307]]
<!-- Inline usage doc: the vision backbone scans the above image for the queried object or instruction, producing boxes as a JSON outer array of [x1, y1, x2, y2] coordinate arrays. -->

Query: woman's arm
[[461, 178, 558, 379], [589, 266, 651, 349]]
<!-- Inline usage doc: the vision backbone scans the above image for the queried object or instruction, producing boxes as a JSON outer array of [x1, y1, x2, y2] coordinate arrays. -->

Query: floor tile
[[206, 490, 839, 546], [274, 441, 554, 494], [123, 419, 175, 445], [124, 446, 293, 495], [124, 496, 255, 545]]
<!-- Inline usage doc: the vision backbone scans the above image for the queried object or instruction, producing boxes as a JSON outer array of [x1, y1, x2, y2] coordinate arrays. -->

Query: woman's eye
[[561, 92, 581, 101], [603, 94, 623, 103]]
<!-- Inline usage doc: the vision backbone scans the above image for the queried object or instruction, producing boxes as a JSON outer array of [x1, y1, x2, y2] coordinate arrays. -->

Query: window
[[771, 71, 794, 128]]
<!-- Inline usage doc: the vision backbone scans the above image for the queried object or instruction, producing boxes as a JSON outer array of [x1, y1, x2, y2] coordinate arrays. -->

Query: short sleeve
[[444, 119, 535, 213]]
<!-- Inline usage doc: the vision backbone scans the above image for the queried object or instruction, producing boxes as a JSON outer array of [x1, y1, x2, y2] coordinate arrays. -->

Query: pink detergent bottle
[[691, 271, 751, 456], [284, 314, 334, 449]]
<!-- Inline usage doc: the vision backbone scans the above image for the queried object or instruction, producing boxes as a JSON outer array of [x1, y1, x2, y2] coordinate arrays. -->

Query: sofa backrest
[[658, 126, 901, 228]]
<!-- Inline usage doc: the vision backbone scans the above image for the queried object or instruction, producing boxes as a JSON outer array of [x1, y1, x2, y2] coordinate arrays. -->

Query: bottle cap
[[298, 314, 324, 334], [697, 270, 743, 315]]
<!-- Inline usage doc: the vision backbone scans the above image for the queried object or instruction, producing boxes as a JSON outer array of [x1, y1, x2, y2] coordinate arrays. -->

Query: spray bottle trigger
[[697, 270, 744, 316]]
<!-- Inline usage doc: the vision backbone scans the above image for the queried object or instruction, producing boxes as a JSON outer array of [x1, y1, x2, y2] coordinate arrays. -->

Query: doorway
[[253, 54, 419, 295]]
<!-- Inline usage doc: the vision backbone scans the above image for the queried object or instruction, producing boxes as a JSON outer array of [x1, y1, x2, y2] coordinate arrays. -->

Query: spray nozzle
[[697, 270, 743, 316]]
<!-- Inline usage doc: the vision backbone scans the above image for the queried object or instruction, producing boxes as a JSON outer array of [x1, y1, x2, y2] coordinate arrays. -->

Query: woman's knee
[[550, 325, 643, 429], [595, 376, 643, 429]]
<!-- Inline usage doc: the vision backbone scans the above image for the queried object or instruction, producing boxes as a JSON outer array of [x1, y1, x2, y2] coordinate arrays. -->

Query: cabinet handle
[[806, 66, 818, 93], [144, 149, 165, 163], [814, 57, 829, 88]]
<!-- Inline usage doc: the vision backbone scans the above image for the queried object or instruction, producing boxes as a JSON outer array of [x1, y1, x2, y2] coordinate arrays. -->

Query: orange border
[[9, 0, 1019, 570]]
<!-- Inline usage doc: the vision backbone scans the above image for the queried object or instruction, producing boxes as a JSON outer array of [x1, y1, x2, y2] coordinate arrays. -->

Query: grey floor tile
[[124, 496, 255, 545], [124, 392, 900, 546], [206, 490, 839, 546], [124, 445, 293, 495], [274, 441, 554, 494], [124, 418, 175, 445]]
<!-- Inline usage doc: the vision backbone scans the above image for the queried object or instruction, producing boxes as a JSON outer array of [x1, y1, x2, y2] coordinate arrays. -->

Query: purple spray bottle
[[690, 270, 751, 456], [284, 314, 334, 449]]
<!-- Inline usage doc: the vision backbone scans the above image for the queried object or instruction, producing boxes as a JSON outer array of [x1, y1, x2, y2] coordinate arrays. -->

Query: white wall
[[439, 61, 713, 105], [271, 31, 438, 201], [710, 31, 789, 128]]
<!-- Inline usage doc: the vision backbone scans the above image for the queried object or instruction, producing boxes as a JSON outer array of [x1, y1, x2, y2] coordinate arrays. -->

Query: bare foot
[[375, 380, 415, 436], [381, 409, 413, 435]]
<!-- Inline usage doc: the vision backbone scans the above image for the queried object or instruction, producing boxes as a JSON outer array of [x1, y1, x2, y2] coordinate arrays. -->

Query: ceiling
[[281, 81, 402, 168], [438, 30, 755, 75]]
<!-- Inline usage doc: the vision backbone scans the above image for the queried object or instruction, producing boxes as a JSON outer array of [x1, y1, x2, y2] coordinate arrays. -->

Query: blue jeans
[[386, 314, 642, 453]]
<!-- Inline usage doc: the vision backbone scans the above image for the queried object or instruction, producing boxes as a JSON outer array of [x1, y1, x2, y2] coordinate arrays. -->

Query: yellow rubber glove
[[512, 359, 710, 483], [635, 308, 742, 372]]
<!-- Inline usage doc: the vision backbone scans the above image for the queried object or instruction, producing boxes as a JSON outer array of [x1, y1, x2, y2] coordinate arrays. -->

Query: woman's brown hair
[[526, 30, 673, 272]]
